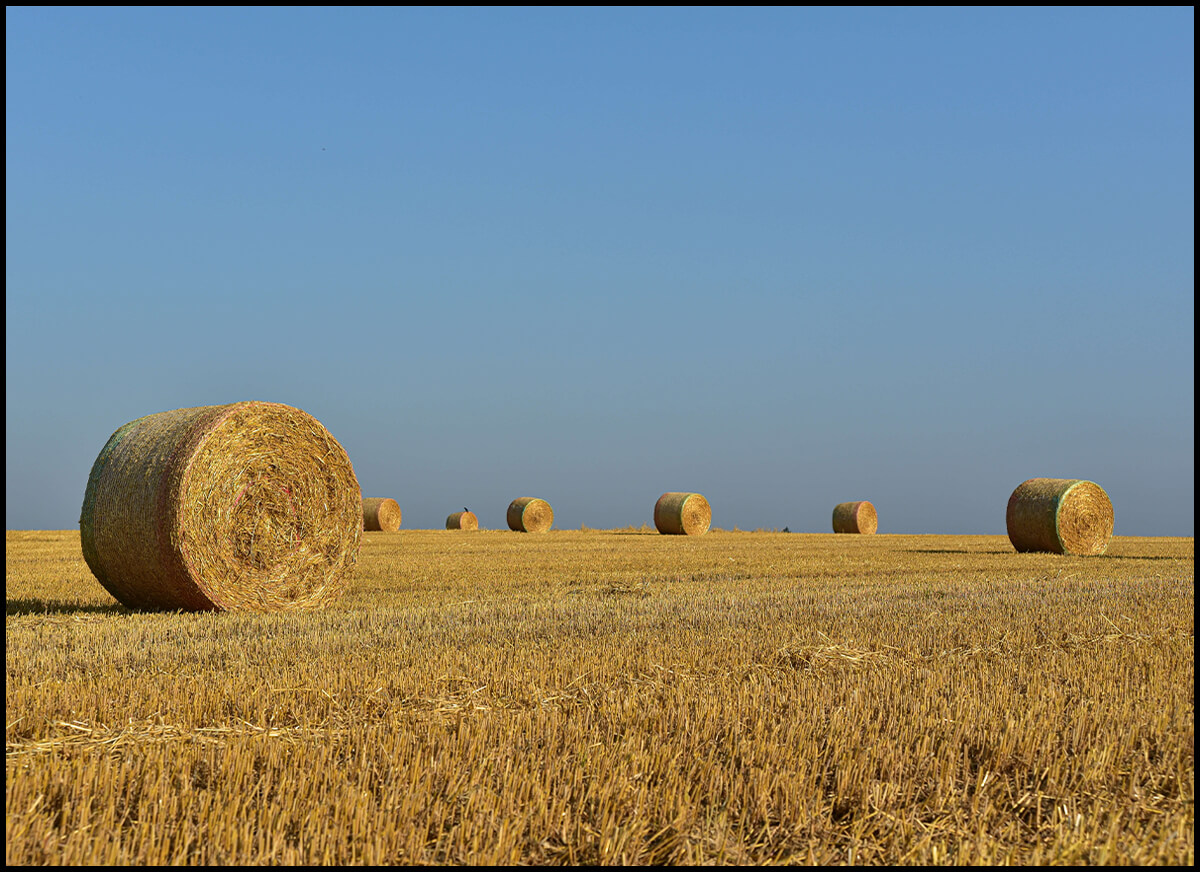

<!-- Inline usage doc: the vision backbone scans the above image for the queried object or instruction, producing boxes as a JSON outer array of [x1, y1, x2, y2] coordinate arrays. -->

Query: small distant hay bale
[[362, 497, 402, 532], [832, 501, 878, 534], [654, 492, 711, 536], [446, 510, 478, 531], [507, 497, 554, 533], [1006, 478, 1114, 556], [79, 402, 362, 612]]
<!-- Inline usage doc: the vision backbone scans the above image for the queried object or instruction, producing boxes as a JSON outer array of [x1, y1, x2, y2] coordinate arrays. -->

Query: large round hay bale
[[446, 510, 478, 531], [362, 497, 402, 532], [79, 402, 362, 612], [654, 492, 711, 536], [1006, 478, 1114, 556], [507, 497, 554, 533], [832, 501, 878, 534]]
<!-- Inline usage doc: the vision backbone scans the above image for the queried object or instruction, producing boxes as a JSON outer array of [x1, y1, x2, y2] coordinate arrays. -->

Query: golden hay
[[79, 402, 362, 612], [1006, 478, 1114, 556], [507, 497, 554, 533], [832, 501, 878, 534], [362, 498, 402, 532], [446, 510, 479, 531], [654, 492, 712, 536]]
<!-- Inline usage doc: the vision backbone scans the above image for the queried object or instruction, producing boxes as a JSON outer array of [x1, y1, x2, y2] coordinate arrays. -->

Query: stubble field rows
[[5, 529, 1194, 865]]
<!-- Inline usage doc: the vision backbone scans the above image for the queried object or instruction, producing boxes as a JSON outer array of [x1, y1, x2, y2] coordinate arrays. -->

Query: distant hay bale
[[446, 510, 478, 531], [654, 492, 712, 536], [832, 501, 878, 534], [362, 498, 402, 532], [507, 497, 554, 533], [1006, 478, 1114, 556], [79, 402, 362, 612]]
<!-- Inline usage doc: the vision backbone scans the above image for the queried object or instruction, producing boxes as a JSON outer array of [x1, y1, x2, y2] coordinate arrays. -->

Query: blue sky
[[6, 6, 1194, 534]]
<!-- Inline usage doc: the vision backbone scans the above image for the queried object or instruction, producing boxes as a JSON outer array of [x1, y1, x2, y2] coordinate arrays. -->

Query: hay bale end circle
[[79, 401, 362, 612], [507, 497, 554, 533], [832, 501, 878, 534], [654, 492, 712, 535], [362, 497, 402, 532], [1006, 478, 1114, 556]]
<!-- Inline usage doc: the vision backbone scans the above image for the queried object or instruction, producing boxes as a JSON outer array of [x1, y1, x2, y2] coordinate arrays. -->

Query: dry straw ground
[[6, 528, 1194, 865]]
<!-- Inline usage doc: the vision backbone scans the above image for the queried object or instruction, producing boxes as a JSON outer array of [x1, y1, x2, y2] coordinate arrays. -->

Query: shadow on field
[[1091, 554, 1192, 561], [903, 548, 1012, 555], [6, 598, 126, 616], [903, 549, 1188, 561]]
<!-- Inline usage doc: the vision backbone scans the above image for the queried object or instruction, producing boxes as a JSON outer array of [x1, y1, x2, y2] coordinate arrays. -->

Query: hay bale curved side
[[446, 510, 479, 531], [507, 497, 554, 533], [654, 492, 712, 535], [832, 501, 878, 534], [80, 402, 362, 611], [362, 497, 402, 532], [1006, 478, 1114, 556]]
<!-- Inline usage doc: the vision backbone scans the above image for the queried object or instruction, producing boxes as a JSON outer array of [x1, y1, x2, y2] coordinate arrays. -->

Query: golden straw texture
[[1006, 478, 1115, 556], [79, 402, 362, 611], [832, 501, 878, 534], [507, 498, 554, 533], [654, 492, 712, 536], [446, 511, 479, 531], [362, 498, 402, 532]]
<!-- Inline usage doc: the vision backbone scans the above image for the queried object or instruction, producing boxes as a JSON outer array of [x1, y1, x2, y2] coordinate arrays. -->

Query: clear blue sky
[[6, 7, 1194, 534]]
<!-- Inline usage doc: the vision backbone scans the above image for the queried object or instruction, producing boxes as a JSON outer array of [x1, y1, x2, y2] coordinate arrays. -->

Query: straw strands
[[832, 501, 878, 534], [654, 492, 712, 536], [79, 402, 362, 612], [1006, 478, 1115, 556], [362, 498, 402, 532], [507, 498, 554, 533], [446, 510, 479, 531]]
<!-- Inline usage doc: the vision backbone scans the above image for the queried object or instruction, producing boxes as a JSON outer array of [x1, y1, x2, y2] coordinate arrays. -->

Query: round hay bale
[[362, 497, 402, 532], [79, 402, 362, 612], [832, 501, 878, 534], [507, 497, 554, 533], [654, 492, 711, 536], [1006, 478, 1114, 556], [446, 510, 478, 531]]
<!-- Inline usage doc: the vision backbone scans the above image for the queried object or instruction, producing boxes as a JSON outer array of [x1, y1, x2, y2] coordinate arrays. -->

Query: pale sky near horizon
[[6, 6, 1194, 535]]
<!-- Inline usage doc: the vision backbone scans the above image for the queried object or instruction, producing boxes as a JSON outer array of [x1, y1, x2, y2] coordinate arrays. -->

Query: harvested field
[[5, 529, 1194, 865]]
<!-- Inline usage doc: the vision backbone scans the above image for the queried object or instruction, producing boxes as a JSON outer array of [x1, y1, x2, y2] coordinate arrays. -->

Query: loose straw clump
[[1006, 478, 1114, 556], [832, 501, 878, 534], [362, 498, 402, 532], [79, 402, 362, 612], [507, 497, 554, 533], [446, 510, 478, 531], [654, 492, 711, 535]]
